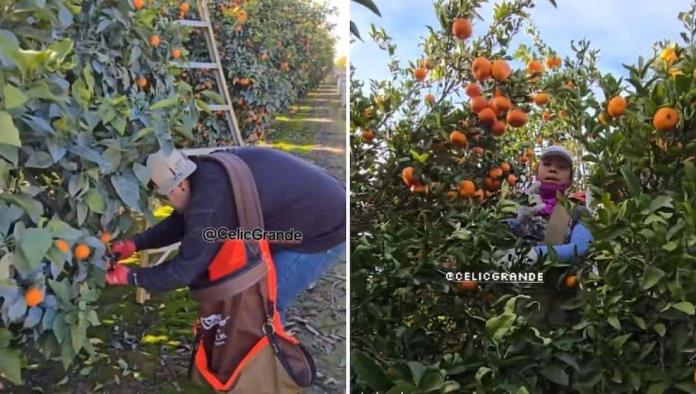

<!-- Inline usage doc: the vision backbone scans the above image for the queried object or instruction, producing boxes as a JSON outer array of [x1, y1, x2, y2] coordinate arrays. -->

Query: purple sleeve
[[132, 211, 185, 251]]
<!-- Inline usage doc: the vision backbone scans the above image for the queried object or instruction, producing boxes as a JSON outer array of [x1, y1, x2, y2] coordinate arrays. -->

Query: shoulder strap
[[544, 204, 572, 245], [198, 152, 264, 230]]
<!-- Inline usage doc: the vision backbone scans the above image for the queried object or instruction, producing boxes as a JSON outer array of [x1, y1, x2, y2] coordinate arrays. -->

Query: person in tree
[[104, 147, 346, 324], [495, 145, 593, 325]]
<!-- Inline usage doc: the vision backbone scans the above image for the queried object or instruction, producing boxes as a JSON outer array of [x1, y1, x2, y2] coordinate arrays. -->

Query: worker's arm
[[131, 210, 185, 251], [534, 221, 593, 263], [128, 162, 236, 293]]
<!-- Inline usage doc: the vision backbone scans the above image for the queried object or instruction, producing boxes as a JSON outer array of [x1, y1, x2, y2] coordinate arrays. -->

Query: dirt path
[[4, 79, 347, 394], [263, 77, 347, 393]]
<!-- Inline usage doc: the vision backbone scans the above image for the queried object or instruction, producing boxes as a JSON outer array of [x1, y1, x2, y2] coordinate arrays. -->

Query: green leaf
[[475, 366, 492, 384], [70, 322, 84, 353], [407, 361, 425, 385], [649, 195, 673, 212], [149, 96, 179, 111], [641, 266, 665, 290], [671, 301, 695, 315], [646, 381, 670, 394], [353, 0, 381, 16], [485, 312, 516, 343], [48, 279, 71, 305], [25, 150, 53, 168], [0, 110, 21, 146], [0, 348, 23, 384], [620, 166, 641, 196], [539, 365, 569, 386], [84, 189, 106, 214], [554, 353, 580, 373], [351, 350, 392, 391], [3, 84, 27, 109], [0, 328, 12, 347], [608, 315, 621, 330], [60, 338, 74, 370], [386, 382, 418, 394], [111, 173, 141, 212], [418, 370, 445, 392], [18, 228, 52, 272], [610, 334, 632, 351], [654, 323, 666, 337]]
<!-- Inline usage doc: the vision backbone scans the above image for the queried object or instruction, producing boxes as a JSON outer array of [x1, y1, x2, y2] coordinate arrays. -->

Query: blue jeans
[[273, 242, 346, 324]]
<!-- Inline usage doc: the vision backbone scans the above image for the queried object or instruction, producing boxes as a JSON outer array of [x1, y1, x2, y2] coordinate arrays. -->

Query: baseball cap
[[146, 149, 197, 195], [540, 145, 573, 168]]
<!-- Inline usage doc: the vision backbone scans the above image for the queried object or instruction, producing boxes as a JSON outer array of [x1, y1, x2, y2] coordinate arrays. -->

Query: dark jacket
[[127, 147, 345, 293]]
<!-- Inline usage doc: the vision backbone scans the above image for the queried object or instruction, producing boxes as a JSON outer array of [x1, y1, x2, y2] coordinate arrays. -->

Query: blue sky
[[351, 0, 688, 85]]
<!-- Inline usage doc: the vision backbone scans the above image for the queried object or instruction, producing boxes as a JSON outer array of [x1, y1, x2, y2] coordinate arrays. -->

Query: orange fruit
[[171, 48, 182, 59], [564, 275, 577, 288], [472, 147, 485, 157], [24, 288, 43, 307], [490, 120, 506, 137], [446, 190, 458, 200], [545, 55, 561, 69], [527, 60, 544, 75], [478, 107, 496, 124], [179, 2, 189, 14], [470, 96, 488, 113], [457, 280, 478, 291], [414, 67, 427, 81], [465, 83, 482, 97], [485, 177, 494, 190], [450, 131, 468, 147], [471, 57, 492, 81], [136, 76, 148, 89], [55, 240, 70, 254], [100, 231, 111, 244], [402, 167, 415, 186], [506, 174, 517, 186], [653, 107, 679, 132], [74, 244, 91, 261], [506, 109, 527, 127], [420, 58, 435, 70], [500, 162, 511, 173], [424, 93, 436, 105], [542, 111, 551, 121], [260, 53, 270, 61], [473, 189, 484, 202], [533, 93, 549, 106], [237, 10, 247, 23], [458, 180, 476, 197], [133, 0, 143, 10], [565, 80, 575, 89], [490, 96, 512, 113], [362, 129, 375, 142], [491, 59, 512, 81], [451, 18, 472, 40], [607, 96, 627, 118], [489, 167, 503, 179], [149, 35, 160, 47]]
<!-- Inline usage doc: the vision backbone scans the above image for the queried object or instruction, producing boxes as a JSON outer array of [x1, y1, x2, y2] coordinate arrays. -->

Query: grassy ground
[[4, 79, 346, 393]]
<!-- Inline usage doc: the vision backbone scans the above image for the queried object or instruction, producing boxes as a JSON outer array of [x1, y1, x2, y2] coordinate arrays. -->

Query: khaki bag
[[186, 151, 316, 393]]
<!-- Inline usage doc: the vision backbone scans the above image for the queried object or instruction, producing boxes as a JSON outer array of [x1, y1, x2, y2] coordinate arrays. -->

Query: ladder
[[134, 1, 243, 303], [175, 0, 244, 146]]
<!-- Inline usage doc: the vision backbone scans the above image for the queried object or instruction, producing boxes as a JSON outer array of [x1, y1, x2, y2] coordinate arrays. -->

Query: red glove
[[106, 264, 130, 285], [110, 240, 136, 261]]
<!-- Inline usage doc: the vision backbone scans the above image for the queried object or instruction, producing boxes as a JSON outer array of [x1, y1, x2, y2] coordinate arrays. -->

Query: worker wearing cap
[[494, 145, 593, 326], [105, 147, 346, 323], [495, 145, 593, 265]]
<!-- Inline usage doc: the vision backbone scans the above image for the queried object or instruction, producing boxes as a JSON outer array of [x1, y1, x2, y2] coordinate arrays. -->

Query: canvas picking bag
[[187, 151, 316, 393]]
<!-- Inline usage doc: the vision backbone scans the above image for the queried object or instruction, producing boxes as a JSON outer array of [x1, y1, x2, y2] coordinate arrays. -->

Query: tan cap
[[146, 149, 197, 195]]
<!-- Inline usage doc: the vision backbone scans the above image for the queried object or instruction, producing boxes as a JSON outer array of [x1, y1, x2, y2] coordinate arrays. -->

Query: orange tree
[[0, 0, 211, 384], [351, 0, 696, 392], [174, 0, 336, 143]]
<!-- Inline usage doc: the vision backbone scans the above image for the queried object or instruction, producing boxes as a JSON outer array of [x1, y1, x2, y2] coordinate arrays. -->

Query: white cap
[[146, 149, 197, 195], [540, 145, 573, 168]]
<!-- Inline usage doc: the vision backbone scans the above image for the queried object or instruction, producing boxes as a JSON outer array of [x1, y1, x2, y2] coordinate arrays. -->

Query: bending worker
[[105, 146, 346, 323]]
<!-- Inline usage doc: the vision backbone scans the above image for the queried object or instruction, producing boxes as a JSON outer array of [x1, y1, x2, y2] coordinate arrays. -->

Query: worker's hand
[[105, 264, 130, 286], [109, 240, 136, 261], [493, 247, 539, 269]]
